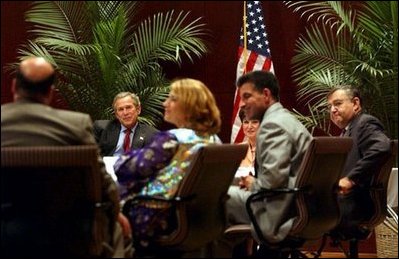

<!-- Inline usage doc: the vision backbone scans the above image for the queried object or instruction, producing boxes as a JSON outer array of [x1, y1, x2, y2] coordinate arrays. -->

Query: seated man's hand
[[117, 212, 132, 238], [239, 173, 255, 191], [338, 177, 355, 195]]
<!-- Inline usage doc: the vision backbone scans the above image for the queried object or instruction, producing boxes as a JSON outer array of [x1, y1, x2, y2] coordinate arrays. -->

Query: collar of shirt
[[120, 122, 138, 135], [113, 122, 139, 156]]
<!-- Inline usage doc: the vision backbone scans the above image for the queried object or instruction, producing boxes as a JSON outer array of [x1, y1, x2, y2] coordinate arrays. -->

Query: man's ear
[[263, 88, 271, 102], [353, 97, 361, 112], [45, 85, 55, 105], [137, 105, 142, 115], [11, 78, 18, 101]]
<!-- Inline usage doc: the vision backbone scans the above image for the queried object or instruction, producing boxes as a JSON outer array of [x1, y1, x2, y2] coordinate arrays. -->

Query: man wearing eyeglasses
[[327, 85, 391, 236]]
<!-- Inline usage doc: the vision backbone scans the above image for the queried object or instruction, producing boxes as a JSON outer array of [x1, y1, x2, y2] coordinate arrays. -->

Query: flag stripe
[[245, 51, 258, 72], [231, 91, 241, 125], [262, 58, 272, 71], [235, 126, 245, 143]]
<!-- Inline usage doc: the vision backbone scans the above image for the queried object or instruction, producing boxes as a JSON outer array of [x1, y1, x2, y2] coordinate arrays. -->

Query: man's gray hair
[[112, 92, 141, 110]]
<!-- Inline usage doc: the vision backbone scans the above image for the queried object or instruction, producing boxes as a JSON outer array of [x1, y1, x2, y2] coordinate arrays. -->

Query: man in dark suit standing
[[327, 85, 391, 235], [1, 57, 132, 257], [94, 92, 158, 157]]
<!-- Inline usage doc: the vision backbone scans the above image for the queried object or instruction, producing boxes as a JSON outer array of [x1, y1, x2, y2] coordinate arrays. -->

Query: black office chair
[[316, 139, 398, 258], [122, 144, 248, 258], [1, 145, 108, 258], [226, 137, 353, 258]]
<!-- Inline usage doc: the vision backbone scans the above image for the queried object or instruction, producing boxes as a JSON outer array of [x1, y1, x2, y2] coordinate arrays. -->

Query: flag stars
[[234, 0, 273, 143], [240, 0, 271, 57]]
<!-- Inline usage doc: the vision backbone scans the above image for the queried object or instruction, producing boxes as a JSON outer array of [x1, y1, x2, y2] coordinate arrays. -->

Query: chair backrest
[[363, 139, 398, 229], [1, 145, 104, 257], [289, 137, 353, 241], [156, 143, 248, 251]]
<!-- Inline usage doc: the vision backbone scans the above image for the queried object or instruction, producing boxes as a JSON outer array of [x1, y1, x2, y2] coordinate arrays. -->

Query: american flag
[[230, 1, 274, 143]]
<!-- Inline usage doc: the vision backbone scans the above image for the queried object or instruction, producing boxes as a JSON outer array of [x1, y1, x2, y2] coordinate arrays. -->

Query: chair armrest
[[245, 186, 310, 244], [369, 185, 384, 191], [95, 202, 113, 210], [247, 187, 309, 203], [121, 194, 196, 216], [132, 194, 196, 203]]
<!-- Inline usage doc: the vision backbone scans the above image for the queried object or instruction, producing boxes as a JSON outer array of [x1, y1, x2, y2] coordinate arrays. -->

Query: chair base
[[253, 244, 309, 258], [314, 228, 372, 258]]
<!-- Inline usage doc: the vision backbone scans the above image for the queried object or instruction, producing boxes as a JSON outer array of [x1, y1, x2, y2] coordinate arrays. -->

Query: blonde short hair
[[170, 78, 221, 135]]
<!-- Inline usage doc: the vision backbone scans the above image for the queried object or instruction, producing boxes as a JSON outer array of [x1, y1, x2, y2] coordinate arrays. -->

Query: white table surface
[[388, 167, 398, 207], [103, 156, 119, 182]]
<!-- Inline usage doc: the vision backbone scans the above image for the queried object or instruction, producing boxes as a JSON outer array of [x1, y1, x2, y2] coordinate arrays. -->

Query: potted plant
[[8, 1, 208, 126], [375, 205, 398, 258], [284, 1, 397, 140]]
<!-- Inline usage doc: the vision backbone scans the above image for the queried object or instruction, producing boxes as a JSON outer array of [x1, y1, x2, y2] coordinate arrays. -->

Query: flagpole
[[232, 1, 274, 143], [243, 1, 248, 74]]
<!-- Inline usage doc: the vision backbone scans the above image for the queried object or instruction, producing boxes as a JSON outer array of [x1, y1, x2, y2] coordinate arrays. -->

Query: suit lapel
[[347, 113, 363, 137], [109, 121, 121, 154], [131, 123, 145, 149]]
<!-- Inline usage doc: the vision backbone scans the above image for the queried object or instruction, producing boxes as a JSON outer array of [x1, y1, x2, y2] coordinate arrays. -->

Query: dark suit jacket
[[343, 113, 391, 187], [1, 100, 120, 253], [93, 119, 159, 156], [337, 113, 391, 232]]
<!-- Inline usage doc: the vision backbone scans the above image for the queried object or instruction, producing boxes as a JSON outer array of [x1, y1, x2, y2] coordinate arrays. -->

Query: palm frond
[[12, 1, 209, 125], [26, 1, 92, 43], [285, 1, 397, 139], [132, 10, 208, 67], [284, 1, 355, 32], [292, 106, 332, 136]]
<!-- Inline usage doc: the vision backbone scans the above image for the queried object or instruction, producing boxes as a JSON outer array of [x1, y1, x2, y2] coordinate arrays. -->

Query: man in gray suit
[[1, 57, 132, 257], [94, 92, 158, 157], [327, 85, 391, 236], [219, 71, 312, 257]]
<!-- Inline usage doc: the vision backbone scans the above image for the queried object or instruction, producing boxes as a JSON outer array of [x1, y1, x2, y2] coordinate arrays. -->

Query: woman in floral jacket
[[114, 78, 222, 254]]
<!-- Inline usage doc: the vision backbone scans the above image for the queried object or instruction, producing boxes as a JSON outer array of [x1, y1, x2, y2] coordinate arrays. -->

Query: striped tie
[[340, 128, 347, 137], [123, 128, 132, 153]]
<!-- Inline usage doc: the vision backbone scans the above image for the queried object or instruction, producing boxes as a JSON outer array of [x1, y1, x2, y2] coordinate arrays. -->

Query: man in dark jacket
[[327, 85, 391, 235], [1, 56, 132, 257], [94, 92, 158, 157]]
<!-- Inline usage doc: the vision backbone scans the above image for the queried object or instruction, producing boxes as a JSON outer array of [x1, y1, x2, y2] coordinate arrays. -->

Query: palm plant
[[284, 1, 398, 139], [10, 1, 208, 126]]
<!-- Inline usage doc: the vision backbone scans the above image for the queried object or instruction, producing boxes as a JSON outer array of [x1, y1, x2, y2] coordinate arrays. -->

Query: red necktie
[[123, 128, 132, 153]]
